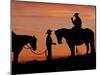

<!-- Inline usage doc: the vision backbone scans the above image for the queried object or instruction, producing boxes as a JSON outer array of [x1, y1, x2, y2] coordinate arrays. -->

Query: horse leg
[[90, 36, 95, 54], [68, 44, 75, 56], [85, 42, 89, 55], [71, 46, 75, 56], [14, 50, 20, 63]]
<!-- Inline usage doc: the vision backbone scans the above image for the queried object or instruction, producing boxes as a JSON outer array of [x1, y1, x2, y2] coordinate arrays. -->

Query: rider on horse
[[71, 13, 82, 30], [71, 13, 83, 45]]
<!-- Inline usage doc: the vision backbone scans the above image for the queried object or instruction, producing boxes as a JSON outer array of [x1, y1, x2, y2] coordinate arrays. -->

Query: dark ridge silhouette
[[12, 53, 96, 74], [46, 29, 56, 61], [12, 32, 37, 63], [55, 28, 95, 56]]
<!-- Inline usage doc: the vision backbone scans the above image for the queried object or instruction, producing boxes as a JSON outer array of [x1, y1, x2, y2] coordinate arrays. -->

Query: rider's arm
[[71, 18, 75, 25], [52, 43, 56, 45]]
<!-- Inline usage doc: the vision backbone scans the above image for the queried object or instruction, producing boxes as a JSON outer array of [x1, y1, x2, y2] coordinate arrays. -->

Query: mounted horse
[[55, 28, 95, 56]]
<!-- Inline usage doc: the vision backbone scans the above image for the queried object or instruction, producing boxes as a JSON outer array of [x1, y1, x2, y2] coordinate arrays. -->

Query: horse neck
[[62, 29, 69, 38], [18, 35, 32, 45], [24, 35, 32, 43]]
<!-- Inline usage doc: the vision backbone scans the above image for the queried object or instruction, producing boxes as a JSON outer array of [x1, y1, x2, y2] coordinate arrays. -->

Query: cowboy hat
[[46, 29, 52, 34], [73, 13, 80, 16]]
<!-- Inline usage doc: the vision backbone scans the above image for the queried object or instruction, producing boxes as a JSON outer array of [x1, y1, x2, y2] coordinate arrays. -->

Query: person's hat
[[46, 29, 52, 34], [73, 13, 79, 16]]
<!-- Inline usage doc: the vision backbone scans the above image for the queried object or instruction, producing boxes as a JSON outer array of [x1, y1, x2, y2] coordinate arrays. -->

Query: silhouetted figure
[[71, 13, 82, 30], [46, 30, 56, 61], [55, 28, 95, 56], [12, 32, 37, 63], [71, 13, 83, 49]]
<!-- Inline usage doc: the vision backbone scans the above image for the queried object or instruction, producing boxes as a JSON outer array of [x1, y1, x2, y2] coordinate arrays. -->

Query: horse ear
[[32, 35, 37, 40], [32, 35, 35, 38], [55, 31, 57, 35]]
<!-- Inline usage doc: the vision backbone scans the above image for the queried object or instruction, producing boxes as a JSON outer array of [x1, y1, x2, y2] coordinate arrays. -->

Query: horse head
[[55, 30, 63, 44], [30, 35, 37, 51]]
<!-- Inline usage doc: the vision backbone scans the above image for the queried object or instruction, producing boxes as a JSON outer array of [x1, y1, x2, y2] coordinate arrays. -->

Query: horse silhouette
[[55, 28, 95, 56], [12, 32, 37, 63]]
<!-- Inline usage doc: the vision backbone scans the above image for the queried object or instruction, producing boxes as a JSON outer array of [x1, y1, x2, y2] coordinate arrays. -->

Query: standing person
[[71, 13, 82, 30], [46, 29, 56, 61]]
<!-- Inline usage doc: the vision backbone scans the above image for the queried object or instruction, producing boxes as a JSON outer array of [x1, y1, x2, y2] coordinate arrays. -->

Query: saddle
[[70, 27, 83, 43]]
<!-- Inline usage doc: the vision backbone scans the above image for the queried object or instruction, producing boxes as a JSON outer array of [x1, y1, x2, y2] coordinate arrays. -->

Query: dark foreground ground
[[12, 53, 96, 75]]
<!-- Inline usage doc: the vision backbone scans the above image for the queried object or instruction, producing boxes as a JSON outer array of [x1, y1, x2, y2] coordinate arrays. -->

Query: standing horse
[[55, 28, 95, 56], [12, 32, 37, 63]]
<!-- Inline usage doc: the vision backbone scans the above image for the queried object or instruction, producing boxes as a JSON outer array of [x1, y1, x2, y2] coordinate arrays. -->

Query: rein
[[24, 44, 47, 56]]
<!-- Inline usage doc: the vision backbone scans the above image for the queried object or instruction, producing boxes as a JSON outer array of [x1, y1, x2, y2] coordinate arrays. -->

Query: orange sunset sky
[[12, 0, 96, 63]]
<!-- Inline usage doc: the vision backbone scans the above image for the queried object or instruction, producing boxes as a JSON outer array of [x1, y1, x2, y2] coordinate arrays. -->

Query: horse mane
[[55, 28, 69, 35], [55, 28, 68, 31]]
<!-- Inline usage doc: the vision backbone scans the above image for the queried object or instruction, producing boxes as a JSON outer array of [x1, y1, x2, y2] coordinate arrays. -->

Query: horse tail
[[90, 31, 95, 54]]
